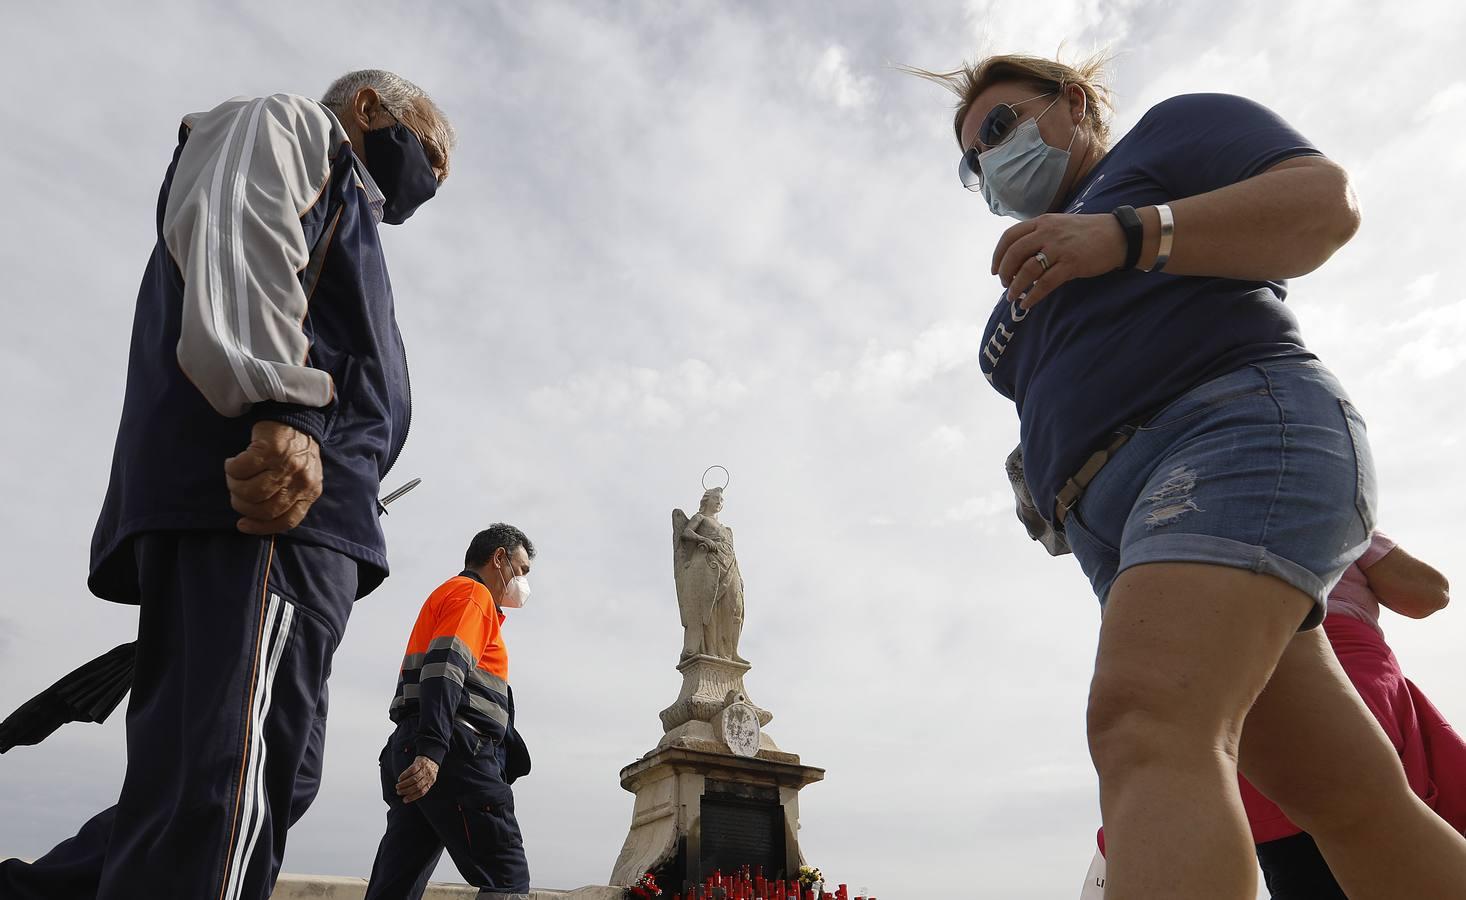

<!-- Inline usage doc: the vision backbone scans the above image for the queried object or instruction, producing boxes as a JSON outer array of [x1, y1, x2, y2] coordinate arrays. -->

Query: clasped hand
[[224, 421, 324, 534]]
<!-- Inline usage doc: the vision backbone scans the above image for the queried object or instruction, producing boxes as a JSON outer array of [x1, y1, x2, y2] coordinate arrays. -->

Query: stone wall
[[0, 862, 620, 900], [266, 875, 623, 900]]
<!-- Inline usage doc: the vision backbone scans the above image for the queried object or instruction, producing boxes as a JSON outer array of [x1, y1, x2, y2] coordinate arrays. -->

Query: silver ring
[[1035, 250, 1050, 272]]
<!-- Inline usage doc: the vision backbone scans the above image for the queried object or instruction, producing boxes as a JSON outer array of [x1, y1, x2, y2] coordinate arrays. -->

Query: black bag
[[0, 642, 135, 753]]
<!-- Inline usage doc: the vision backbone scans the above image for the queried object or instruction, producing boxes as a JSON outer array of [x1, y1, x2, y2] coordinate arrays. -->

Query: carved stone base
[[658, 654, 772, 737], [609, 746, 825, 890]]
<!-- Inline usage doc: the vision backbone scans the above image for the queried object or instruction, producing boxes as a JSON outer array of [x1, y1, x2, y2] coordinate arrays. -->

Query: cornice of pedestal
[[618, 743, 826, 793]]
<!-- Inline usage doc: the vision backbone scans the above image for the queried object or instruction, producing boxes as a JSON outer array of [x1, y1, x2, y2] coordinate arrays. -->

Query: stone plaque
[[719, 701, 761, 757], [699, 794, 785, 879]]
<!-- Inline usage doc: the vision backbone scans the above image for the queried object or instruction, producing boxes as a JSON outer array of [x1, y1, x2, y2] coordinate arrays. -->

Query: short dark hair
[[465, 523, 535, 569]]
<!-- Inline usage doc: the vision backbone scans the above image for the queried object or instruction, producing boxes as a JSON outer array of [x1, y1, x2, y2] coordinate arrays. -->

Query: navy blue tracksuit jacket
[[0, 92, 417, 900]]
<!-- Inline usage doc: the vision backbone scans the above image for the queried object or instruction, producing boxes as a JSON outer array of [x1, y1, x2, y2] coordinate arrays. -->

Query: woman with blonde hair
[[919, 52, 1466, 898]]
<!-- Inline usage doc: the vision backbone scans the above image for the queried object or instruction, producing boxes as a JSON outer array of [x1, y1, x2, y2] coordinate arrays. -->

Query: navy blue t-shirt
[[978, 93, 1321, 522]]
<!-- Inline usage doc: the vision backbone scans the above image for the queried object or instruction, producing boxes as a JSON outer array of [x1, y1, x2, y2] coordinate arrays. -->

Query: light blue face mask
[[972, 94, 1083, 220]]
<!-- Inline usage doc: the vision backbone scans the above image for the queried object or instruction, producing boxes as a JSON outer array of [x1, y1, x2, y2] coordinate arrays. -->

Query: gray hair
[[322, 69, 457, 155]]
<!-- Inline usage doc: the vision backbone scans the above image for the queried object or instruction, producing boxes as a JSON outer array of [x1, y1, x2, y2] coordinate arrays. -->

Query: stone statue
[[615, 473, 823, 891], [672, 485, 746, 663]]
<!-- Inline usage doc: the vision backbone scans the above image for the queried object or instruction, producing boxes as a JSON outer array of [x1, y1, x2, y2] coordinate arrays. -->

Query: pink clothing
[[1325, 530, 1397, 633], [1239, 614, 1466, 842], [1097, 531, 1466, 854]]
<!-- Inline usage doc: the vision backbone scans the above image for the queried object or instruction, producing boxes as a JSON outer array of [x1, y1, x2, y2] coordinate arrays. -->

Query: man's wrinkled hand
[[224, 421, 323, 535], [395, 755, 440, 803]]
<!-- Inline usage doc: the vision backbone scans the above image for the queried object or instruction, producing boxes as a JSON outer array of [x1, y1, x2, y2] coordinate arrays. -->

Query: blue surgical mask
[[975, 95, 1083, 220]]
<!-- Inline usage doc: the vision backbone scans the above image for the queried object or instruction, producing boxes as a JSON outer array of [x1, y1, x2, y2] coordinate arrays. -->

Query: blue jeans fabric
[[1062, 358, 1376, 628]]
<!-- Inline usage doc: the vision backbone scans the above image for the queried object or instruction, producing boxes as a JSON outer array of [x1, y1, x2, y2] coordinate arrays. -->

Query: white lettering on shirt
[[983, 320, 1015, 367]]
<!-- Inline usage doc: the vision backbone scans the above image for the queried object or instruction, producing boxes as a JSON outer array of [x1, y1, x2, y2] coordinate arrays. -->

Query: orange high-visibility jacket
[[387, 570, 511, 764]]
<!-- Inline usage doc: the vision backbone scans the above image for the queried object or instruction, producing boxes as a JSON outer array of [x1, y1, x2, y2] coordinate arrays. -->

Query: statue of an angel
[[672, 485, 746, 663]]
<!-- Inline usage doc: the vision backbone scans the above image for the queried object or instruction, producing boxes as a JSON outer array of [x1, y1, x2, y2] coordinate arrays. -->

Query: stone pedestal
[[611, 654, 823, 891], [609, 746, 824, 891], [657, 654, 775, 754]]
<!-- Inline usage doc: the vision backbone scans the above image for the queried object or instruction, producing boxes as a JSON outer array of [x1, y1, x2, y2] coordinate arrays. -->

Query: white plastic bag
[[1079, 849, 1107, 899]]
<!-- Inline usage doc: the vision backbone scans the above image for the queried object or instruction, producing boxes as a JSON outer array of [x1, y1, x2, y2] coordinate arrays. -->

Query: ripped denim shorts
[[1062, 357, 1376, 628]]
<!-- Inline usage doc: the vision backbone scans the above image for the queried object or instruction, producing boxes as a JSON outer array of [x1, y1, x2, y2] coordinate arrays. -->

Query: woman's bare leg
[[1240, 627, 1466, 898], [1088, 562, 1309, 899]]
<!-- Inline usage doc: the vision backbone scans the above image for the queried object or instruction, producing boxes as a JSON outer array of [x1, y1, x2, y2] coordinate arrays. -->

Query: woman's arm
[[994, 156, 1361, 309], [1367, 546, 1451, 619], [1135, 156, 1360, 279]]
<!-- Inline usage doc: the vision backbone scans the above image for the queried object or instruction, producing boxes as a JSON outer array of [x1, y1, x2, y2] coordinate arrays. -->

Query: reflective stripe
[[467, 694, 510, 728], [426, 635, 478, 665], [399, 652, 426, 670], [390, 690, 509, 730], [419, 661, 466, 685], [466, 667, 508, 695], [428, 639, 477, 665]]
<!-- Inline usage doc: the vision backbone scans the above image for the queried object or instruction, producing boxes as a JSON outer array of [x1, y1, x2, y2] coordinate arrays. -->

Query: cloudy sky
[[2, 1, 1464, 897]]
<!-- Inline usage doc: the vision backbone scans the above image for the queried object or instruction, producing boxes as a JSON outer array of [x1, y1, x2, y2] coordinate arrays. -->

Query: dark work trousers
[[1256, 832, 1348, 900], [0, 532, 356, 900], [363, 717, 530, 899]]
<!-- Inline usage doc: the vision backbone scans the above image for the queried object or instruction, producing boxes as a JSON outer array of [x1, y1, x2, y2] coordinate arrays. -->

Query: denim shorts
[[1062, 357, 1376, 629]]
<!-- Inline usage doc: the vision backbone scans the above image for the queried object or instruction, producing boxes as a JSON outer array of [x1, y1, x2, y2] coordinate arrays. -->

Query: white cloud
[[1403, 271, 1440, 308], [810, 44, 873, 111], [528, 359, 748, 428], [812, 369, 844, 397], [5, 3, 1465, 899], [923, 424, 968, 454], [943, 490, 1010, 523], [823, 320, 983, 395], [1383, 297, 1466, 380], [1417, 81, 1466, 120]]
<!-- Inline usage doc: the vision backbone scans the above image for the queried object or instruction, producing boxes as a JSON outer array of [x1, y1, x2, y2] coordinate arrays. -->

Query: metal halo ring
[[702, 465, 731, 492], [1035, 250, 1051, 272]]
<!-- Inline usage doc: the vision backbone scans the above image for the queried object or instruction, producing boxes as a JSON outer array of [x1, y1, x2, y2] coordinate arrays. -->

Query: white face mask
[[497, 557, 531, 609]]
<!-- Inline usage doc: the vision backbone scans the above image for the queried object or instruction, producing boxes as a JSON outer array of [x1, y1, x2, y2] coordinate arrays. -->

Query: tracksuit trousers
[[0, 531, 356, 900]]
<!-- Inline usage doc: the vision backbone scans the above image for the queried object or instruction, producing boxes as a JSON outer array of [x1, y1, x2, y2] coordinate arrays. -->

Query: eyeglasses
[[384, 108, 448, 183], [958, 91, 1057, 191]]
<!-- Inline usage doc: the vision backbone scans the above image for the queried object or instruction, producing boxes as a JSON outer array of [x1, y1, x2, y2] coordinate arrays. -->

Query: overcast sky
[[2, 1, 1464, 897]]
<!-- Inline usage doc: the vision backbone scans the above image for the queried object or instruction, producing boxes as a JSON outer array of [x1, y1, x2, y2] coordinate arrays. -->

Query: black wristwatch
[[1111, 205, 1143, 271]]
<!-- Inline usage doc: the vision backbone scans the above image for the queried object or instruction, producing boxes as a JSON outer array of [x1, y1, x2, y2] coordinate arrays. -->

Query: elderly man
[[0, 70, 453, 900], [364, 524, 536, 900]]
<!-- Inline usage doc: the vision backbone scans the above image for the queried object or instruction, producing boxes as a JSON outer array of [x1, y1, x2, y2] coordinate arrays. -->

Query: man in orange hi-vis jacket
[[364, 523, 535, 900]]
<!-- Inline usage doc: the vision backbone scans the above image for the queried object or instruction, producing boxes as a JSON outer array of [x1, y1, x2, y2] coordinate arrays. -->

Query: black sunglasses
[[958, 91, 1056, 191]]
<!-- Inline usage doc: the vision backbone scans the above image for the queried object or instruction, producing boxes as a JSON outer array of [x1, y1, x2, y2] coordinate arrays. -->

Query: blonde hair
[[908, 51, 1115, 151]]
